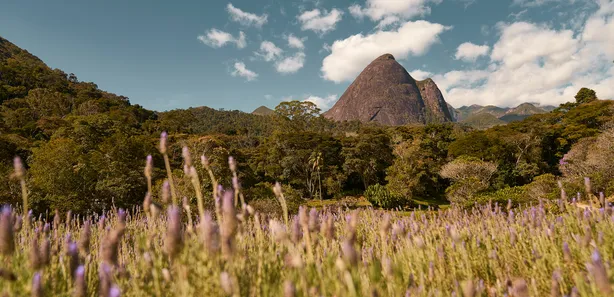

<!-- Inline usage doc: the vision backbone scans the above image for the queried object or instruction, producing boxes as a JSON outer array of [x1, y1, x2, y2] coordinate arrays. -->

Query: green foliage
[[575, 87, 597, 104], [364, 183, 407, 209], [386, 124, 455, 203]]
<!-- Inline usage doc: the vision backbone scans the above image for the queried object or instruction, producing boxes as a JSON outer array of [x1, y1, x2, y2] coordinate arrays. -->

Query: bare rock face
[[324, 54, 453, 125], [416, 78, 454, 124]]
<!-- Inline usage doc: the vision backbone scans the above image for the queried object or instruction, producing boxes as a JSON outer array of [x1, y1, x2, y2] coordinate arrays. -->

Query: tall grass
[[0, 133, 613, 296]]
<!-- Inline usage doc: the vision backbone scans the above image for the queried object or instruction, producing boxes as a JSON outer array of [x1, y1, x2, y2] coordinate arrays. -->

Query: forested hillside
[[2, 36, 613, 215]]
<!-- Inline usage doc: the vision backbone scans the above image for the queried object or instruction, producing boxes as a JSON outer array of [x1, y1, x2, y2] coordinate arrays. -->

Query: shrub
[[440, 156, 497, 204], [246, 182, 302, 215], [365, 184, 406, 209]]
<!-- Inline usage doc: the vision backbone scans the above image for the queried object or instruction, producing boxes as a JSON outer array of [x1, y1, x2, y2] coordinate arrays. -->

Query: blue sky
[[0, 0, 612, 112]]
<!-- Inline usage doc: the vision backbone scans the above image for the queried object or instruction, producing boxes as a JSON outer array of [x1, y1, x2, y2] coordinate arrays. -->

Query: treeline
[[1, 36, 613, 215]]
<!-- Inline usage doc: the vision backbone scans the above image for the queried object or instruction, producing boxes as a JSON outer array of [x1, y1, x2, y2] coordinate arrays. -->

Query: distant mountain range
[[450, 102, 555, 129], [252, 53, 555, 129]]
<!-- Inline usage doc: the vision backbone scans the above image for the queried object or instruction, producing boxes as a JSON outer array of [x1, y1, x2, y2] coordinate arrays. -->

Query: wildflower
[[101, 227, 125, 267], [161, 180, 171, 204], [109, 286, 121, 297], [164, 206, 183, 259], [162, 268, 171, 282], [308, 208, 318, 232], [30, 236, 42, 270], [200, 155, 209, 167], [0, 206, 14, 256], [220, 191, 237, 258], [31, 272, 43, 297], [144, 155, 153, 179], [12, 156, 25, 179], [270, 219, 288, 242], [551, 270, 561, 297], [159, 131, 168, 154], [182, 146, 192, 168], [228, 156, 237, 172], [320, 215, 334, 241], [220, 272, 234, 295], [40, 238, 50, 267], [589, 250, 612, 295], [379, 214, 391, 240], [584, 177, 592, 194], [510, 278, 530, 297], [73, 266, 87, 297], [98, 263, 112, 297], [199, 212, 219, 253], [65, 242, 80, 279], [461, 279, 476, 297], [79, 221, 91, 255], [290, 217, 301, 244], [562, 242, 572, 262], [284, 280, 296, 297], [341, 239, 358, 266]]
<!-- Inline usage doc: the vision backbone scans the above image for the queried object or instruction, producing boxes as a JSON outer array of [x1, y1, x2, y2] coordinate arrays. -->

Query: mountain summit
[[324, 54, 453, 125]]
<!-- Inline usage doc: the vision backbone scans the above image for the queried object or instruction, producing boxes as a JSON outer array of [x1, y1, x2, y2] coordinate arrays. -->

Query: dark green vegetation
[[1, 36, 614, 215]]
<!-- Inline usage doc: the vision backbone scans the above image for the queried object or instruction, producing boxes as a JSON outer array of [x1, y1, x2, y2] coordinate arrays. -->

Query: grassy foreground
[[0, 200, 613, 296], [1, 135, 613, 296]]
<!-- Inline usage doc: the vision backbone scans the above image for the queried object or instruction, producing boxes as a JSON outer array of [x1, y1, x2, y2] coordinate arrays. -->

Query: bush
[[246, 182, 302, 215], [473, 174, 560, 208], [440, 156, 498, 204], [365, 184, 406, 209]]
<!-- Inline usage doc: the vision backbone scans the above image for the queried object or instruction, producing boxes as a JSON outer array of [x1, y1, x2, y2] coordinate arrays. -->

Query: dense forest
[[1, 36, 613, 215]]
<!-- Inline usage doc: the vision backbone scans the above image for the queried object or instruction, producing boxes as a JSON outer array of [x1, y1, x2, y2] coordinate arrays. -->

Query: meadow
[[1, 135, 613, 297]]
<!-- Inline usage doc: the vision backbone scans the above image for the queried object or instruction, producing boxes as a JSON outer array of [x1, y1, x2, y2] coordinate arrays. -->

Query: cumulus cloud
[[298, 8, 343, 35], [287, 34, 307, 49], [435, 1, 614, 108], [226, 3, 268, 28], [409, 69, 433, 80], [321, 20, 451, 83], [512, 0, 575, 7], [455, 42, 490, 61], [275, 52, 306, 74], [197, 29, 246, 49], [256, 41, 283, 62], [303, 94, 338, 110], [231, 62, 258, 81], [348, 0, 442, 28]]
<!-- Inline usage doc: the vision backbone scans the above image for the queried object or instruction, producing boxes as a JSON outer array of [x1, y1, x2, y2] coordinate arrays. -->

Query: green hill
[[460, 113, 506, 129]]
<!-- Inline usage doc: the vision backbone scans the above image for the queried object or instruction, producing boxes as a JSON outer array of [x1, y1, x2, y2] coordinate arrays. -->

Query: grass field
[[1, 198, 613, 296]]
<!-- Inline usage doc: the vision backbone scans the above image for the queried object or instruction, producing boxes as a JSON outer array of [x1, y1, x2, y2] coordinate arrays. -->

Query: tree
[[440, 156, 498, 204], [342, 128, 393, 190], [386, 124, 455, 203], [575, 88, 597, 104], [274, 100, 324, 131]]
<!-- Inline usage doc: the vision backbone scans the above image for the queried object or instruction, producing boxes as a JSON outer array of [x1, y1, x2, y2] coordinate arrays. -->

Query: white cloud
[[197, 29, 246, 49], [512, 0, 575, 7], [226, 3, 268, 28], [231, 62, 258, 81], [298, 8, 343, 35], [303, 94, 338, 110], [287, 34, 307, 49], [455, 42, 490, 62], [435, 2, 614, 107], [275, 52, 306, 74], [409, 69, 433, 80], [348, 0, 442, 28], [256, 41, 283, 61], [321, 20, 451, 82]]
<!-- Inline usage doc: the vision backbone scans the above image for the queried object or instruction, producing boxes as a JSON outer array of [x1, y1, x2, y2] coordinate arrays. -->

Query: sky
[[0, 0, 612, 112]]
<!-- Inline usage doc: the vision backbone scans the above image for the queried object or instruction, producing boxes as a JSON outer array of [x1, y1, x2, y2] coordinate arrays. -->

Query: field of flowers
[[1, 134, 613, 297]]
